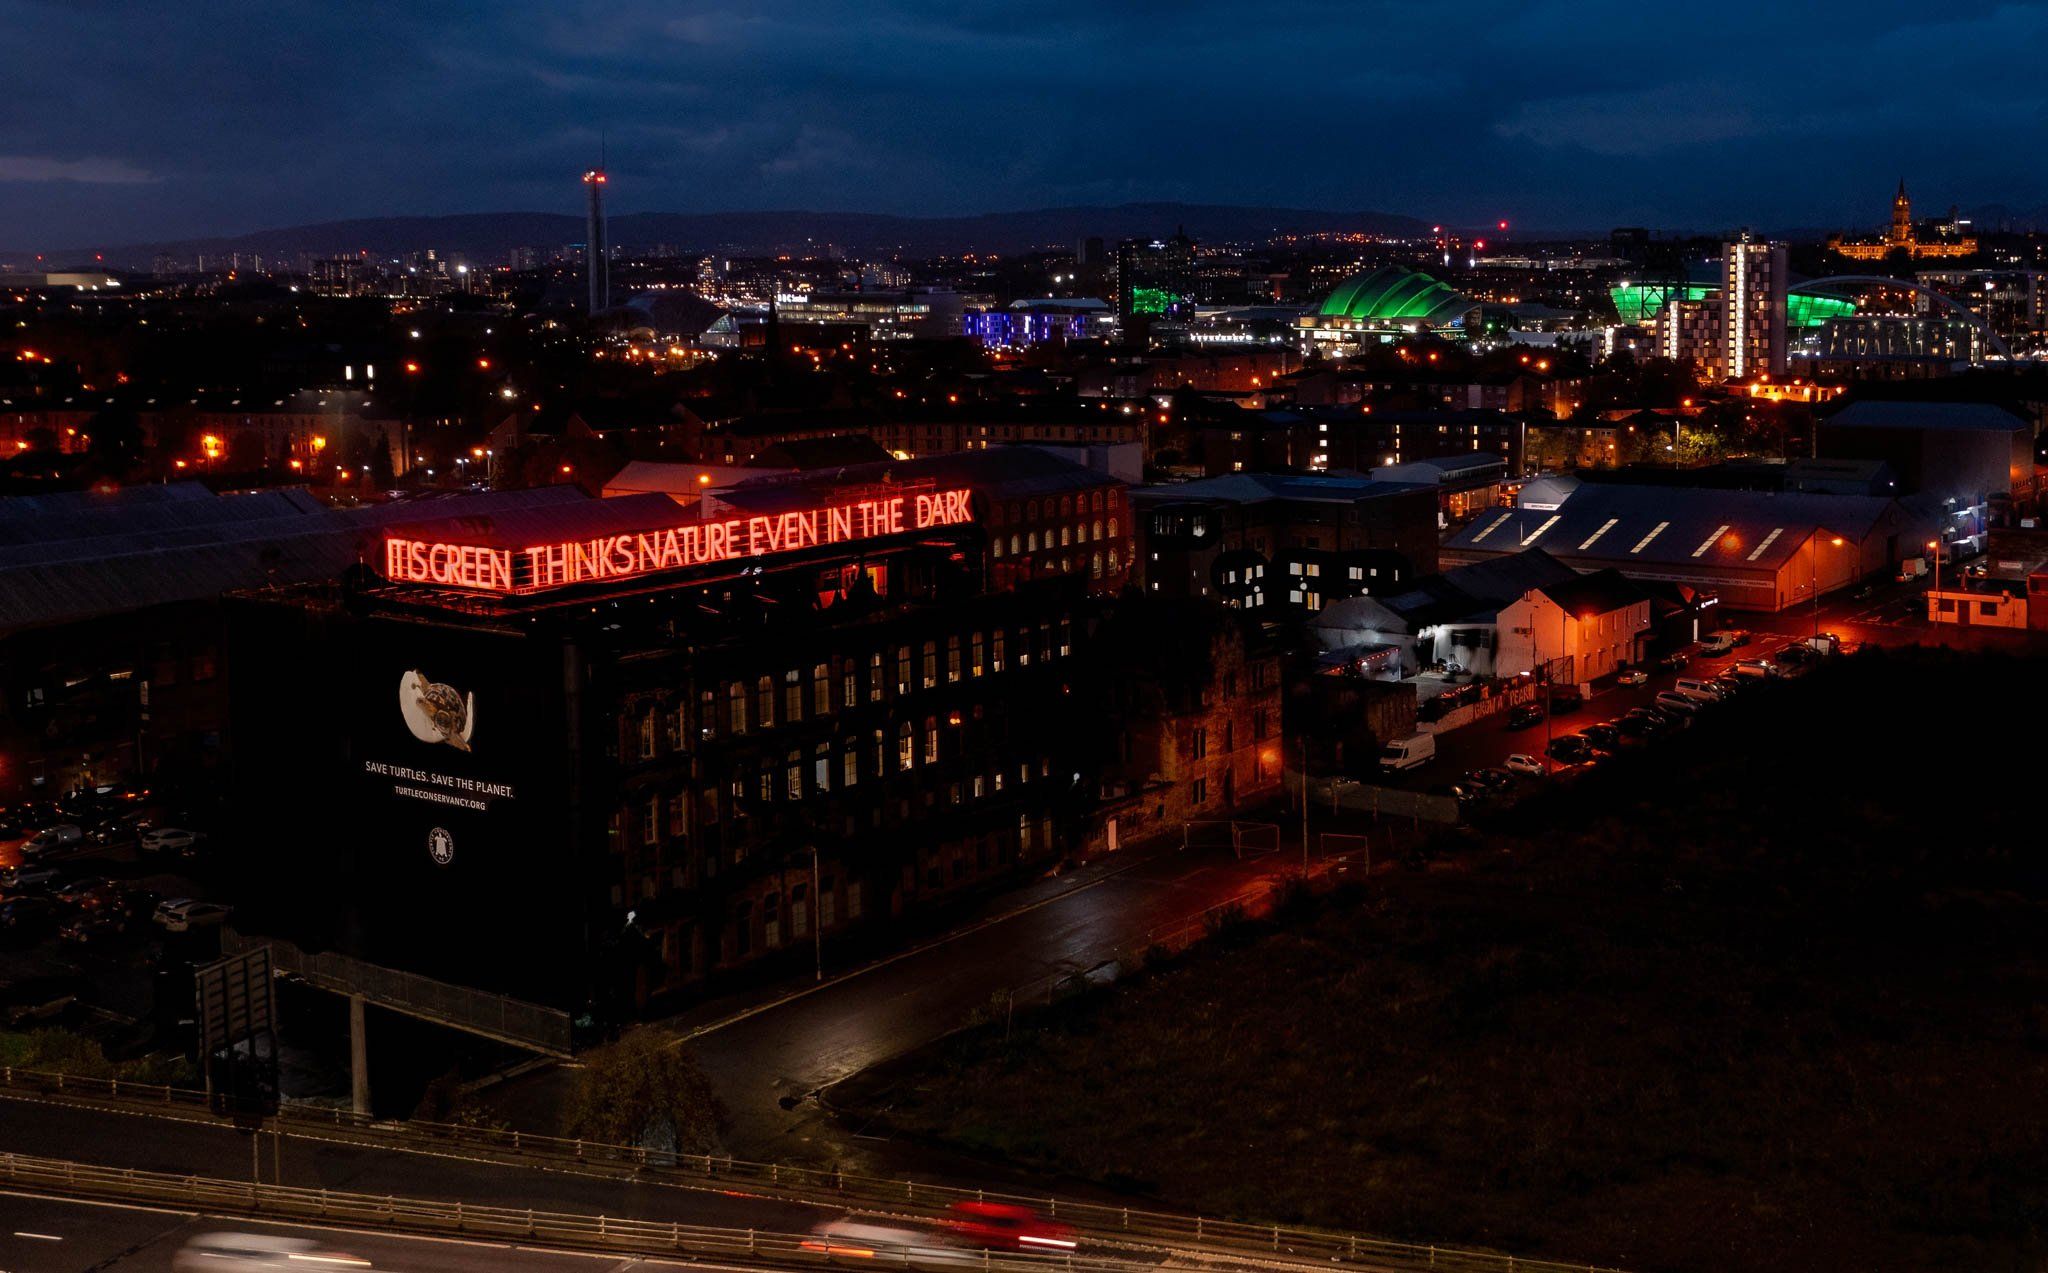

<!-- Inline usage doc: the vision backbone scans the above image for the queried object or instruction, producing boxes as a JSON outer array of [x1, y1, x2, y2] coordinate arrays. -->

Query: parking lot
[[0, 791, 221, 1036], [1377, 628, 1842, 804]]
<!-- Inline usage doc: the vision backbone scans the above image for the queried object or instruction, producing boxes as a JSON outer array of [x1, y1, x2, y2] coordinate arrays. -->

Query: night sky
[[2, 0, 2045, 249]]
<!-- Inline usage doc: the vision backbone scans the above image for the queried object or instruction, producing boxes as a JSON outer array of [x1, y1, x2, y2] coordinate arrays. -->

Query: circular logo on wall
[[427, 826, 455, 866]]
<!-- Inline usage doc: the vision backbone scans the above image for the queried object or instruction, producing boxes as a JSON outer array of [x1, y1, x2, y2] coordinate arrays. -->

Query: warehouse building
[[1440, 475, 1932, 612]]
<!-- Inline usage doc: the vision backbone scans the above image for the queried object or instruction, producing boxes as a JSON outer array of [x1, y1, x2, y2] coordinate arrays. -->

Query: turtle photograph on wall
[[399, 669, 476, 752]]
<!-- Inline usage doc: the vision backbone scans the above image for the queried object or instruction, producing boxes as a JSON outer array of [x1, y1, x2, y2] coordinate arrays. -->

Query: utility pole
[[1299, 734, 1310, 874]]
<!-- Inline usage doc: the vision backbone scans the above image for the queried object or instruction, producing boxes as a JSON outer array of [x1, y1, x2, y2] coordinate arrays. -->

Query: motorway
[[0, 1093, 834, 1232], [0, 1191, 641, 1273]]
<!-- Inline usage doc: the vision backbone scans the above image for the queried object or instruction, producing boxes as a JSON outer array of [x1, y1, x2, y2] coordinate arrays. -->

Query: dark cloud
[[1, 0, 2045, 248]]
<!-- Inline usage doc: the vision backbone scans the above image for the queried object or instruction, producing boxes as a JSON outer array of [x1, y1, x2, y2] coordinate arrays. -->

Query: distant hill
[[5, 202, 1433, 270]]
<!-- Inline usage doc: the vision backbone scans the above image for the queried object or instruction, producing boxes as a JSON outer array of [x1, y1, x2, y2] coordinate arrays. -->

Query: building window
[[921, 641, 938, 689], [896, 645, 912, 695], [1018, 813, 1033, 855], [642, 794, 660, 845], [1192, 776, 1208, 804], [970, 631, 985, 677], [728, 682, 747, 734], [868, 652, 884, 702], [946, 635, 962, 683], [897, 722, 915, 772], [638, 711, 657, 760], [847, 880, 863, 920], [923, 716, 940, 764], [756, 676, 775, 728], [666, 706, 686, 751], [784, 669, 803, 722], [992, 629, 1007, 672], [1058, 618, 1072, 657], [813, 663, 832, 716], [813, 742, 831, 793], [842, 745, 860, 789]]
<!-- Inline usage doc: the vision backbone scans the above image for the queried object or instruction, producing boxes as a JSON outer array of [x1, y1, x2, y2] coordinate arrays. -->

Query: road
[[0, 1094, 833, 1233], [0, 1190, 691, 1272], [487, 828, 1364, 1173]]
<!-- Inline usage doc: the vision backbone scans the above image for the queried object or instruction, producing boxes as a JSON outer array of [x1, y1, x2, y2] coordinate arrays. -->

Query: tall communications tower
[[583, 166, 609, 314]]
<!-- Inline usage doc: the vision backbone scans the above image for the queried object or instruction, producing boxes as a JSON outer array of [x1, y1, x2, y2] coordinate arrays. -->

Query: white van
[[1379, 733, 1436, 771], [1673, 678, 1725, 703]]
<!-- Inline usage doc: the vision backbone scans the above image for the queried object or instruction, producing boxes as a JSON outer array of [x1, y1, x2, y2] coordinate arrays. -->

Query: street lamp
[[1813, 534, 1844, 642], [1927, 539, 1942, 621]]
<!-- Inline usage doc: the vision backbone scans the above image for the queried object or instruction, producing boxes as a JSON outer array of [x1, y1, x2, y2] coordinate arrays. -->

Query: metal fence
[[0, 1150, 1148, 1272], [223, 929, 572, 1056], [0, 1068, 1625, 1273]]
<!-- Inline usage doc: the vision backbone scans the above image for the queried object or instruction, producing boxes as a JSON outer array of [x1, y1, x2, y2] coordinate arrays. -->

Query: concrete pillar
[[348, 994, 370, 1117]]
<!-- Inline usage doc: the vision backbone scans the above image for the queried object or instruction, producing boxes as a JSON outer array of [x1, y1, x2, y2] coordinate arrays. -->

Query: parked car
[[947, 1203, 1075, 1253], [1505, 752, 1549, 776], [140, 827, 207, 856], [1772, 643, 1817, 667], [1652, 691, 1701, 716], [1626, 706, 1681, 733], [1709, 628, 1752, 648], [1616, 669, 1649, 686], [1731, 659, 1779, 679], [153, 898, 232, 932], [1579, 722, 1621, 750], [0, 862, 61, 891], [18, 824, 83, 861], [58, 909, 128, 945], [52, 876, 121, 913], [1655, 651, 1689, 671], [1544, 736, 1594, 764], [1506, 702, 1546, 729], [1548, 685, 1584, 712]]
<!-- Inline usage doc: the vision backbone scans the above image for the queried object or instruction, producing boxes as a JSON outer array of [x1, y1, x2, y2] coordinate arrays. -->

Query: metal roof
[[1446, 482, 1899, 573], [1824, 401, 2030, 433], [1130, 472, 1430, 508], [0, 485, 586, 634]]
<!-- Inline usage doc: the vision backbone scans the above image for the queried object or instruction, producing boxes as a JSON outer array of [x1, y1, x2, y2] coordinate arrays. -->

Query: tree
[[564, 1029, 726, 1155]]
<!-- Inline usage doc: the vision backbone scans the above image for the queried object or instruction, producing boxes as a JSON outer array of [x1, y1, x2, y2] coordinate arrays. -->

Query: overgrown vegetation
[[838, 649, 2048, 1273], [563, 1028, 727, 1155], [0, 1027, 196, 1086]]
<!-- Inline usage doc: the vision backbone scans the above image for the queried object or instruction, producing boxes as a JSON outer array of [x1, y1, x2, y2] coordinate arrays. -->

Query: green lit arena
[[1608, 279, 1858, 329], [1298, 265, 1489, 347]]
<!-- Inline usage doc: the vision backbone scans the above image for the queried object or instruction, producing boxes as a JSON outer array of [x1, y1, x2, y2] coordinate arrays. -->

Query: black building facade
[[227, 484, 1096, 1015]]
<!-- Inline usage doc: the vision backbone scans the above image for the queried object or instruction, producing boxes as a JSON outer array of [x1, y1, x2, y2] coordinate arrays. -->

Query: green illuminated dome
[[1318, 266, 1475, 325]]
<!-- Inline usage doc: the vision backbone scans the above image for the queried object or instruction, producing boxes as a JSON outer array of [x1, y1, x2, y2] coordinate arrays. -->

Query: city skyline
[[4, 0, 2048, 249]]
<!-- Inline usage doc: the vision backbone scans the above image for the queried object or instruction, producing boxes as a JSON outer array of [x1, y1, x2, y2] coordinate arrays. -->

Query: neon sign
[[384, 489, 974, 595]]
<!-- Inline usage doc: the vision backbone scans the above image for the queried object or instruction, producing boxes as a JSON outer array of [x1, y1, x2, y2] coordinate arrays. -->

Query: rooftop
[[1448, 481, 1900, 572], [1130, 471, 1431, 508], [1823, 401, 2030, 433], [1315, 266, 1476, 326]]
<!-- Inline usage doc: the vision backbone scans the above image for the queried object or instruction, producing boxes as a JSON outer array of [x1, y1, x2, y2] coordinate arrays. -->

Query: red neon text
[[383, 489, 974, 594]]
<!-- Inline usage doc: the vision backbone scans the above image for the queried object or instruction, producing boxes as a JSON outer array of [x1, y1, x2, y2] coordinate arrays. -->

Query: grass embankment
[[837, 649, 2048, 1273]]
